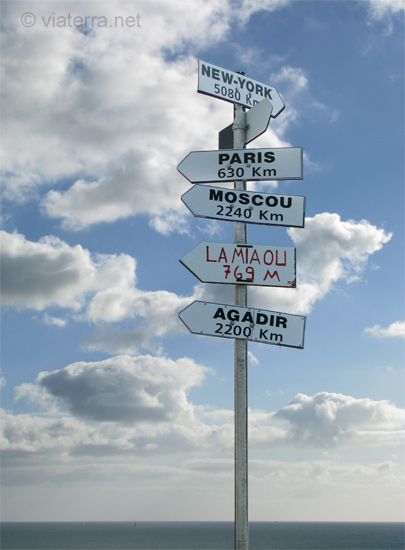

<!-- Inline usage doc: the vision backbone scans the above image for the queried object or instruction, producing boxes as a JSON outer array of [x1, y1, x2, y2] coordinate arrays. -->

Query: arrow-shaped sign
[[219, 98, 273, 149], [180, 242, 296, 287], [177, 147, 303, 184], [179, 300, 306, 349], [198, 61, 285, 117], [181, 185, 306, 228]]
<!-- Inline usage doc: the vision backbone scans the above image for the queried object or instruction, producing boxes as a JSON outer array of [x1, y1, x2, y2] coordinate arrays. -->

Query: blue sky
[[1, 0, 404, 522]]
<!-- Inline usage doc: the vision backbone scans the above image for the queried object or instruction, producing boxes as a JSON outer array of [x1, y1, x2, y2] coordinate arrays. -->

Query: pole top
[[236, 71, 246, 76]]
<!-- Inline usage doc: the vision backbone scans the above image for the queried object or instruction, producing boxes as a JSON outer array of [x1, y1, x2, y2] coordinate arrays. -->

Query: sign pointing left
[[180, 242, 296, 287], [179, 300, 306, 349], [177, 147, 303, 184]]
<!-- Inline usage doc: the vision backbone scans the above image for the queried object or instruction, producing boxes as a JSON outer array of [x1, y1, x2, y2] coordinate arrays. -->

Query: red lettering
[[264, 270, 280, 281], [276, 250, 287, 266], [218, 247, 228, 263], [232, 248, 244, 263], [263, 250, 273, 265], [206, 245, 216, 262], [250, 249, 260, 264]]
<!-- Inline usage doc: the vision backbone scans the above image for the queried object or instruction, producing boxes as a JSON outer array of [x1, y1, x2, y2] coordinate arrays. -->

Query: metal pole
[[233, 96, 249, 550]]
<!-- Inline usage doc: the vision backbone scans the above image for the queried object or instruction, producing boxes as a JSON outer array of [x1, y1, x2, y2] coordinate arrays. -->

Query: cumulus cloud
[[272, 392, 405, 448], [5, 362, 404, 460], [0, 230, 136, 310], [1, 212, 392, 354], [0, 229, 196, 350], [364, 321, 405, 339], [34, 354, 209, 424], [202, 213, 393, 314], [1, 0, 324, 233]]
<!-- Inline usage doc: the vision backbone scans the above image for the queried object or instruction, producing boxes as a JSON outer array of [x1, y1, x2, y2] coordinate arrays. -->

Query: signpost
[[181, 185, 306, 227], [177, 61, 307, 550], [180, 242, 296, 287], [179, 301, 306, 349], [198, 60, 285, 117], [177, 147, 303, 183]]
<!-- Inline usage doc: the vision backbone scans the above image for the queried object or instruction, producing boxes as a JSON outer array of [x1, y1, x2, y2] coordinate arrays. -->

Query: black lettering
[[228, 309, 240, 322], [218, 153, 229, 165], [243, 152, 255, 163], [237, 76, 246, 89], [246, 93, 252, 106], [201, 64, 210, 77], [264, 152, 275, 163], [252, 195, 263, 206], [246, 81, 254, 92], [265, 196, 278, 207], [259, 210, 268, 220], [230, 153, 242, 164], [270, 333, 283, 343], [264, 87, 273, 100], [276, 317, 287, 329], [252, 167, 261, 177], [280, 197, 292, 208], [256, 313, 268, 325], [239, 193, 249, 205], [209, 189, 223, 202], [241, 311, 254, 323], [221, 71, 233, 84], [255, 84, 263, 96], [213, 308, 225, 320], [263, 168, 276, 177], [259, 329, 268, 339], [212, 68, 220, 80], [225, 191, 237, 203]]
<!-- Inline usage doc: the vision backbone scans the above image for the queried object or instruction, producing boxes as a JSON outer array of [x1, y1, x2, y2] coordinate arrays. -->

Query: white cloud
[[271, 392, 405, 448], [0, 228, 194, 327], [42, 313, 68, 327], [202, 213, 393, 314], [0, 212, 392, 354], [364, 320, 405, 339], [0, 230, 135, 311], [367, 0, 405, 19], [6, 364, 404, 459], [1, 0, 311, 231], [25, 355, 210, 424]]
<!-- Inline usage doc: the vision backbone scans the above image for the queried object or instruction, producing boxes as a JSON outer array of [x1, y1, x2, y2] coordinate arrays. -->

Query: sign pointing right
[[219, 98, 273, 149]]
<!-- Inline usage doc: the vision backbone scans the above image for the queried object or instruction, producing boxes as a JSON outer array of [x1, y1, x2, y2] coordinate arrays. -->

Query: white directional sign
[[181, 186, 306, 228], [179, 301, 306, 349], [219, 98, 274, 148], [178, 147, 303, 184], [245, 98, 273, 144], [198, 61, 285, 117], [180, 242, 296, 287]]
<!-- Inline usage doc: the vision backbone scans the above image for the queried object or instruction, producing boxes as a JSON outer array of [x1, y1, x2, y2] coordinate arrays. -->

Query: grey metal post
[[233, 98, 249, 550]]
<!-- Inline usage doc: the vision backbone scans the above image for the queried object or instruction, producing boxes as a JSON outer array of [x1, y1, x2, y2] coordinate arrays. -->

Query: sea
[[1, 521, 404, 550]]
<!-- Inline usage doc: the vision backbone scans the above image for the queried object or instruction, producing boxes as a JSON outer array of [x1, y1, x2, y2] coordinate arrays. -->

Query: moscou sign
[[181, 185, 306, 227]]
